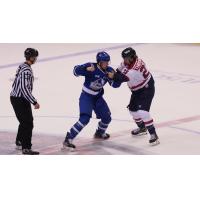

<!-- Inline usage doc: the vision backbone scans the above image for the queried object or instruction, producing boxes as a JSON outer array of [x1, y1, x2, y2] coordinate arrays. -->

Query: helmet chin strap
[[97, 62, 103, 70], [98, 62, 108, 71]]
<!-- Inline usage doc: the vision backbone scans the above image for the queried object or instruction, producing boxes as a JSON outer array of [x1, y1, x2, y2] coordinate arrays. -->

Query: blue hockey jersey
[[73, 62, 121, 95]]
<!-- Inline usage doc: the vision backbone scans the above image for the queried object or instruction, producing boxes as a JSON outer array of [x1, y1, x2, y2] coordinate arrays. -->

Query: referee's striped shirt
[[10, 63, 37, 105]]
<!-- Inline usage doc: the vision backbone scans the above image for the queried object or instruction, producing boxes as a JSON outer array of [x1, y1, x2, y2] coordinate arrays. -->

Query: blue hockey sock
[[67, 121, 85, 139], [97, 121, 109, 134], [66, 114, 90, 139]]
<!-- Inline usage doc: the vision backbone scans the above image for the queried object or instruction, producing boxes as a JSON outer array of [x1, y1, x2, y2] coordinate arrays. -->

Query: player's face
[[124, 57, 133, 65], [99, 61, 109, 70]]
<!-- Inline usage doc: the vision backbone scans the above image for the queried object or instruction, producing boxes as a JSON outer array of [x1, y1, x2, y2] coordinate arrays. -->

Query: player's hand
[[107, 71, 115, 79], [113, 70, 129, 82], [34, 103, 40, 109], [86, 64, 95, 72]]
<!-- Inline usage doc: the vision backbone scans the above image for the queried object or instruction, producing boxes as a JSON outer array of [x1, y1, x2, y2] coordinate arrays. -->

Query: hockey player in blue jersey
[[63, 51, 128, 149]]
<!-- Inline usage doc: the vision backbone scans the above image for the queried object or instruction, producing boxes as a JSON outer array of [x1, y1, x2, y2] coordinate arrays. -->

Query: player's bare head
[[96, 51, 110, 70], [122, 47, 137, 65], [24, 48, 39, 64]]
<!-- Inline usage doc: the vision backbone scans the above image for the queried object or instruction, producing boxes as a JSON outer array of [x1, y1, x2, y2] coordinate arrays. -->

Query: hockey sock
[[135, 118, 145, 129], [67, 121, 85, 139], [146, 124, 156, 135], [136, 121, 145, 129], [97, 121, 109, 134]]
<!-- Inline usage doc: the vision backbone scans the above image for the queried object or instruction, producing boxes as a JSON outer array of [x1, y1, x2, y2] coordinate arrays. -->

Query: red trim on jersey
[[126, 58, 138, 69], [130, 75, 150, 90], [132, 58, 138, 69]]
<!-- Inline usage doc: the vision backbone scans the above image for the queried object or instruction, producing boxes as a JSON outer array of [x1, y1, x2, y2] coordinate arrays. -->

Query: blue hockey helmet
[[96, 51, 110, 63]]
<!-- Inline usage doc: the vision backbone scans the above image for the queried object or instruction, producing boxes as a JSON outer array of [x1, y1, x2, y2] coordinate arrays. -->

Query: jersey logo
[[90, 78, 105, 90]]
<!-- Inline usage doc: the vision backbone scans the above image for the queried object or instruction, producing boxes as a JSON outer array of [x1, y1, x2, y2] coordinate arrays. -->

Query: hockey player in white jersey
[[118, 47, 159, 145]]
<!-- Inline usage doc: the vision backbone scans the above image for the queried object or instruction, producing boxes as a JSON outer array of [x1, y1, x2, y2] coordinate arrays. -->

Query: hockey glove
[[113, 69, 129, 83]]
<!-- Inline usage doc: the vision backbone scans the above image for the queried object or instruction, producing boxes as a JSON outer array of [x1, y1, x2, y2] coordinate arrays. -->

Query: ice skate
[[149, 133, 160, 146], [62, 137, 76, 151], [94, 130, 110, 139], [131, 127, 147, 136]]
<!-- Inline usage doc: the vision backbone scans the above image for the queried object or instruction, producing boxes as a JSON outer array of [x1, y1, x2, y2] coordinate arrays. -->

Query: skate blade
[[61, 145, 75, 152], [150, 140, 160, 146], [94, 137, 110, 140], [132, 132, 147, 136]]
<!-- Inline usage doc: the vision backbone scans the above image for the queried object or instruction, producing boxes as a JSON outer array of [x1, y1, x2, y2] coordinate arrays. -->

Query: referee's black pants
[[10, 96, 33, 149]]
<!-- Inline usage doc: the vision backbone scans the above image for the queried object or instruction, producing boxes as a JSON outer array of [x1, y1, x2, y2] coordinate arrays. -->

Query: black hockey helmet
[[121, 47, 136, 59], [24, 48, 39, 60]]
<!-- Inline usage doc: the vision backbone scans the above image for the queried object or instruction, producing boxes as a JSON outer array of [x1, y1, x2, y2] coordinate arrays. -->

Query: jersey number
[[140, 65, 149, 79]]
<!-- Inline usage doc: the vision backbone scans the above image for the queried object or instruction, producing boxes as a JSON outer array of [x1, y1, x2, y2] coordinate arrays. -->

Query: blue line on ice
[[0, 43, 143, 69]]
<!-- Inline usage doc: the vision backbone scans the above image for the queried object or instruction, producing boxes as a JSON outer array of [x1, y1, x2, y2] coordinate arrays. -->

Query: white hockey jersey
[[117, 58, 152, 91]]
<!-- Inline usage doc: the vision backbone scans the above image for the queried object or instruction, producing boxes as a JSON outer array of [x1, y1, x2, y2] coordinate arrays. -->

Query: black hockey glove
[[113, 69, 129, 83]]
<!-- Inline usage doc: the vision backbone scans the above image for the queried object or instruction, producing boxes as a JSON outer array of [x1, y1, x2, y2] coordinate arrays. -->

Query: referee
[[10, 48, 40, 155]]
